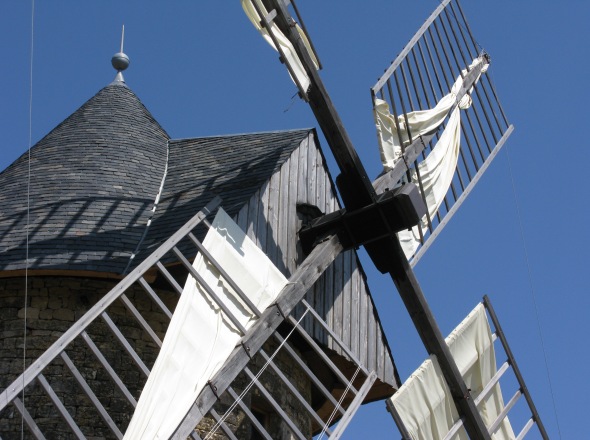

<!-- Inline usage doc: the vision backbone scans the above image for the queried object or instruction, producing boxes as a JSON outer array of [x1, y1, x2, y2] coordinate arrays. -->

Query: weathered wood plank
[[350, 264, 361, 360], [267, 169, 281, 265], [307, 135, 318, 208], [331, 252, 344, 354], [246, 188, 260, 245], [367, 295, 377, 373], [257, 182, 270, 253], [286, 143, 300, 275], [358, 277, 368, 368], [296, 133, 309, 205], [304, 137, 321, 338], [316, 146, 326, 212], [235, 199, 248, 232], [278, 155, 291, 274], [321, 170, 339, 347], [341, 250, 353, 353], [376, 318, 385, 384], [319, 257, 333, 346], [310, 263, 325, 342], [385, 347, 396, 386]]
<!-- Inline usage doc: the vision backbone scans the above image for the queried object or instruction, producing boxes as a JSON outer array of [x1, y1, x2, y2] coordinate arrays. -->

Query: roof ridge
[[170, 128, 313, 143], [122, 139, 171, 275]]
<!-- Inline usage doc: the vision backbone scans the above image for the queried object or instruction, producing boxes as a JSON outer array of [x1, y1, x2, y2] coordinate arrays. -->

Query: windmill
[[0, 1, 549, 439]]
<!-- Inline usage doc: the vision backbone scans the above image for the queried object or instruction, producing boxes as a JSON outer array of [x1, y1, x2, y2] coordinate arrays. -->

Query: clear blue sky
[[2, 1, 589, 438]]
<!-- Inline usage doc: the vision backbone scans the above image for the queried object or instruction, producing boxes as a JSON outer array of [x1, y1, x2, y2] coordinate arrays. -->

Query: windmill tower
[[0, 1, 549, 439]]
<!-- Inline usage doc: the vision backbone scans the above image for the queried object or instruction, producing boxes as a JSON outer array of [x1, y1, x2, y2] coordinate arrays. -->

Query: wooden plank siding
[[233, 130, 398, 390]]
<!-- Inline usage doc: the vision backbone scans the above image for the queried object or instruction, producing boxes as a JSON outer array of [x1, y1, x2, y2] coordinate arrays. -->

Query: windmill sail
[[371, 0, 514, 265], [241, 0, 320, 98], [123, 208, 290, 439], [387, 298, 549, 439]]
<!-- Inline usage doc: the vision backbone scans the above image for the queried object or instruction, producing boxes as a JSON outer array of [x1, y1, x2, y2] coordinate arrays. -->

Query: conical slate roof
[[0, 81, 309, 276], [0, 82, 170, 274]]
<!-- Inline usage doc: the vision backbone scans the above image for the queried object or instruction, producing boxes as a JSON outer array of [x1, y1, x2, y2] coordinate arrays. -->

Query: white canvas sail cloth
[[373, 57, 488, 259], [389, 304, 515, 440], [242, 0, 319, 92], [396, 105, 463, 259], [123, 208, 288, 439], [374, 57, 487, 171]]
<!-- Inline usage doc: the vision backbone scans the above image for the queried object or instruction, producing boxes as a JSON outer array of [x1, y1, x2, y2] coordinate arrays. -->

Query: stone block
[[31, 296, 49, 309], [39, 309, 54, 319], [17, 307, 39, 320], [53, 308, 75, 321]]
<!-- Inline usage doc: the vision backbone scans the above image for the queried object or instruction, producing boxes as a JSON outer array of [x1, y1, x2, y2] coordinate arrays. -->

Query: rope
[[204, 307, 310, 439], [505, 147, 562, 439], [22, 0, 35, 437], [283, 90, 299, 113], [316, 365, 362, 440]]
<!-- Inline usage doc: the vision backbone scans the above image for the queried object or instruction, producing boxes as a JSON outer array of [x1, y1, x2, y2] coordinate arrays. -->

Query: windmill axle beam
[[299, 183, 426, 256]]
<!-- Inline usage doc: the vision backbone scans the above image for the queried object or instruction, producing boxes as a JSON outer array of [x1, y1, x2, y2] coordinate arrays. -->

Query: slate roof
[[0, 83, 169, 274], [0, 81, 309, 276], [134, 131, 312, 267]]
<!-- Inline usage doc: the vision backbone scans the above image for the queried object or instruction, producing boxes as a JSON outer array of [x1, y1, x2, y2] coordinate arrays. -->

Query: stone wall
[[0, 276, 176, 439]]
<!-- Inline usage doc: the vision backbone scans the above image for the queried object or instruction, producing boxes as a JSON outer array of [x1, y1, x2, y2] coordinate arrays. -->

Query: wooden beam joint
[[299, 183, 426, 269]]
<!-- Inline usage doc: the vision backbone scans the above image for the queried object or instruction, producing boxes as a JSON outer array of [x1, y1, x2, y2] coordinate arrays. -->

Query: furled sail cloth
[[389, 304, 515, 440], [373, 57, 488, 259], [397, 106, 463, 259], [123, 208, 288, 439], [242, 0, 319, 92], [374, 57, 487, 171]]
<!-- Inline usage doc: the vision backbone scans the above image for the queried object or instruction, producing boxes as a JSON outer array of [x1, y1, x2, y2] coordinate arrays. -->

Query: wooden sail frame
[[371, 0, 514, 267], [0, 198, 222, 438], [0, 196, 379, 439], [386, 296, 550, 439]]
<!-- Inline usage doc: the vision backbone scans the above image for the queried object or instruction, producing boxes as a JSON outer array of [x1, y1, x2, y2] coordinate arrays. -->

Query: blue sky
[[2, 1, 589, 438]]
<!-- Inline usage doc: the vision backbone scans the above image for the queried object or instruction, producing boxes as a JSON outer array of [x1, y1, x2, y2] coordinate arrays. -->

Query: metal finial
[[120, 24, 125, 53], [111, 25, 129, 81]]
